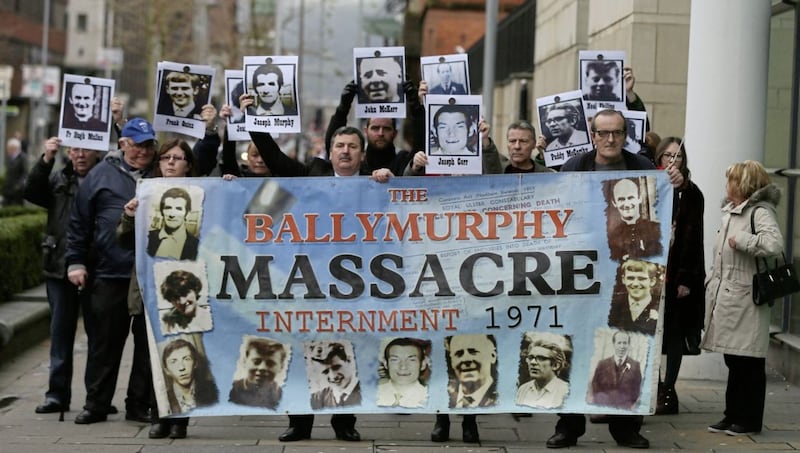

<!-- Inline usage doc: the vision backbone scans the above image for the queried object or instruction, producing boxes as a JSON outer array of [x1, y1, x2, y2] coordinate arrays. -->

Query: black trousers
[[723, 354, 765, 429], [83, 279, 150, 413], [288, 414, 356, 433], [556, 414, 643, 442]]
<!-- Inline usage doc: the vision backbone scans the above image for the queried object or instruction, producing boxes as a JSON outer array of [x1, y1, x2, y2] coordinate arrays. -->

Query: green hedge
[[0, 212, 47, 301], [0, 205, 46, 218]]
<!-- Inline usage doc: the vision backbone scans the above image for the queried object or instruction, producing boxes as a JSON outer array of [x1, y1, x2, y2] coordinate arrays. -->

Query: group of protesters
[[10, 49, 785, 450]]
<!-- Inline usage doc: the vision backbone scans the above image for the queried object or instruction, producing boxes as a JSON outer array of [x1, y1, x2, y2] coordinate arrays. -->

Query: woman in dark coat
[[654, 137, 705, 414]]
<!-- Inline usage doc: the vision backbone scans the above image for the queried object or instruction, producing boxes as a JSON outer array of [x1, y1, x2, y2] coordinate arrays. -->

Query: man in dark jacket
[[65, 118, 159, 425], [2, 138, 27, 206], [548, 109, 683, 450], [25, 137, 99, 414]]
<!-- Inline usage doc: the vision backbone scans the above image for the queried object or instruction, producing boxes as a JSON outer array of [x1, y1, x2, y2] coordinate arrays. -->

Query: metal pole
[[38, 0, 51, 150], [482, 0, 498, 122], [0, 83, 6, 174]]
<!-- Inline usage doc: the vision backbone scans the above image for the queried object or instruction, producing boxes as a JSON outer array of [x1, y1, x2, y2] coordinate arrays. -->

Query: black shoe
[[169, 424, 188, 439], [278, 427, 311, 442], [125, 409, 151, 423], [725, 424, 760, 436], [35, 400, 67, 414], [431, 419, 450, 442], [616, 432, 650, 449], [462, 420, 479, 443], [655, 387, 679, 415], [148, 422, 170, 439], [74, 409, 107, 424], [334, 427, 361, 442], [589, 414, 610, 423], [107, 405, 119, 415], [708, 418, 732, 433], [546, 432, 578, 449]]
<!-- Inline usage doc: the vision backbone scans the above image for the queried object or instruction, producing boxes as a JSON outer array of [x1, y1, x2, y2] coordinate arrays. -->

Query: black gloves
[[340, 80, 358, 107]]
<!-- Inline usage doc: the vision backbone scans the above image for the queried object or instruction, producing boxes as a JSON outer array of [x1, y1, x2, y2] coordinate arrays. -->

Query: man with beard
[[543, 103, 589, 151], [158, 72, 204, 119], [229, 337, 286, 408], [607, 178, 662, 261], [608, 259, 660, 335], [159, 270, 211, 335], [62, 83, 107, 131], [325, 79, 418, 176], [357, 56, 404, 103], [516, 334, 571, 409], [247, 63, 297, 116], [146, 187, 199, 260], [433, 334, 498, 444]]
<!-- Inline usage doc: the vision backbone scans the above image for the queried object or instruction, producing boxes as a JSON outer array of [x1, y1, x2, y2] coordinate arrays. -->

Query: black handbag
[[750, 207, 800, 307]]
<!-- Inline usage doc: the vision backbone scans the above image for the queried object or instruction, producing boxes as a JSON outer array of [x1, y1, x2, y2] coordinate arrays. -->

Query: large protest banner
[[135, 172, 672, 418]]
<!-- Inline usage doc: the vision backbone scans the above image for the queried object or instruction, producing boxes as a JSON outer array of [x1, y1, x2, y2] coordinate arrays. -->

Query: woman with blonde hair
[[702, 160, 783, 436]]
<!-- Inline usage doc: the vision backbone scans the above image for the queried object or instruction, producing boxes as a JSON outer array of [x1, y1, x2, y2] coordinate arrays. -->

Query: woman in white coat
[[702, 160, 783, 436]]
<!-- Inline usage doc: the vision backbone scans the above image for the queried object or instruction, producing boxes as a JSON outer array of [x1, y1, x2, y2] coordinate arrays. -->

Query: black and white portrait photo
[[607, 259, 665, 336], [425, 95, 483, 174], [535, 90, 592, 167], [153, 62, 216, 138], [444, 334, 499, 409], [353, 46, 407, 118], [587, 329, 648, 410], [303, 340, 362, 409], [146, 184, 204, 261], [157, 334, 219, 415], [619, 110, 648, 154], [58, 74, 115, 151], [243, 55, 301, 133], [579, 50, 626, 114], [154, 261, 212, 336], [421, 54, 470, 95], [224, 69, 249, 141], [516, 332, 573, 409], [229, 335, 289, 409], [603, 176, 663, 261], [376, 337, 431, 408]]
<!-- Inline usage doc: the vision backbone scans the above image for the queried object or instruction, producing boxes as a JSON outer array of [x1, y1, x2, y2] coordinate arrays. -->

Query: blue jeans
[[44, 277, 95, 406]]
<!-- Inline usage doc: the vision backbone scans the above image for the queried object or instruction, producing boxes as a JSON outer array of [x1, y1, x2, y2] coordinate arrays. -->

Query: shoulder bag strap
[[750, 206, 767, 273]]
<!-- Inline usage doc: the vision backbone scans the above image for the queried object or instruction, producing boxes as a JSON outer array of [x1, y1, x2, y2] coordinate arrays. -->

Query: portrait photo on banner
[[586, 328, 649, 411], [535, 90, 591, 168], [602, 176, 663, 261], [578, 50, 626, 115], [153, 62, 215, 138], [607, 258, 666, 336], [303, 340, 362, 410], [58, 74, 115, 151], [157, 333, 220, 416], [146, 183, 205, 261], [619, 109, 648, 154], [353, 46, 407, 118], [228, 335, 290, 409], [376, 337, 432, 408], [242, 55, 300, 133], [153, 260, 213, 336], [515, 332, 573, 410], [421, 54, 470, 96], [444, 334, 499, 409]]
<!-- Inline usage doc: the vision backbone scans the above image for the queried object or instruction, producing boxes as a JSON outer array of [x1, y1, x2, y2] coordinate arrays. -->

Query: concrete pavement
[[1, 323, 800, 452]]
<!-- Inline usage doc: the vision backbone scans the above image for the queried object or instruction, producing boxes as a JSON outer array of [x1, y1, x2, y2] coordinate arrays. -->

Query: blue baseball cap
[[121, 118, 156, 144]]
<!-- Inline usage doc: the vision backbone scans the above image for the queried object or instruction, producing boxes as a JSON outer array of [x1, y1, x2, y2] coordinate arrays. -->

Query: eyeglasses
[[159, 154, 187, 162], [525, 355, 552, 363], [663, 152, 683, 160], [593, 129, 626, 139]]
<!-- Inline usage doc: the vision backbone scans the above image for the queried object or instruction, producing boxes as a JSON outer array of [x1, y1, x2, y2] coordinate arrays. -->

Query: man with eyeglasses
[[543, 103, 589, 152], [548, 109, 683, 450], [147, 187, 198, 260], [24, 135, 102, 415], [516, 333, 571, 409], [503, 121, 552, 173], [65, 118, 161, 425]]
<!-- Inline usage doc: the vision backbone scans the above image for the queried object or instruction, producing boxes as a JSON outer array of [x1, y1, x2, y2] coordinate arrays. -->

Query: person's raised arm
[[479, 119, 502, 174], [23, 137, 59, 207], [324, 81, 357, 155], [218, 105, 242, 177], [193, 104, 221, 175], [241, 93, 308, 176]]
